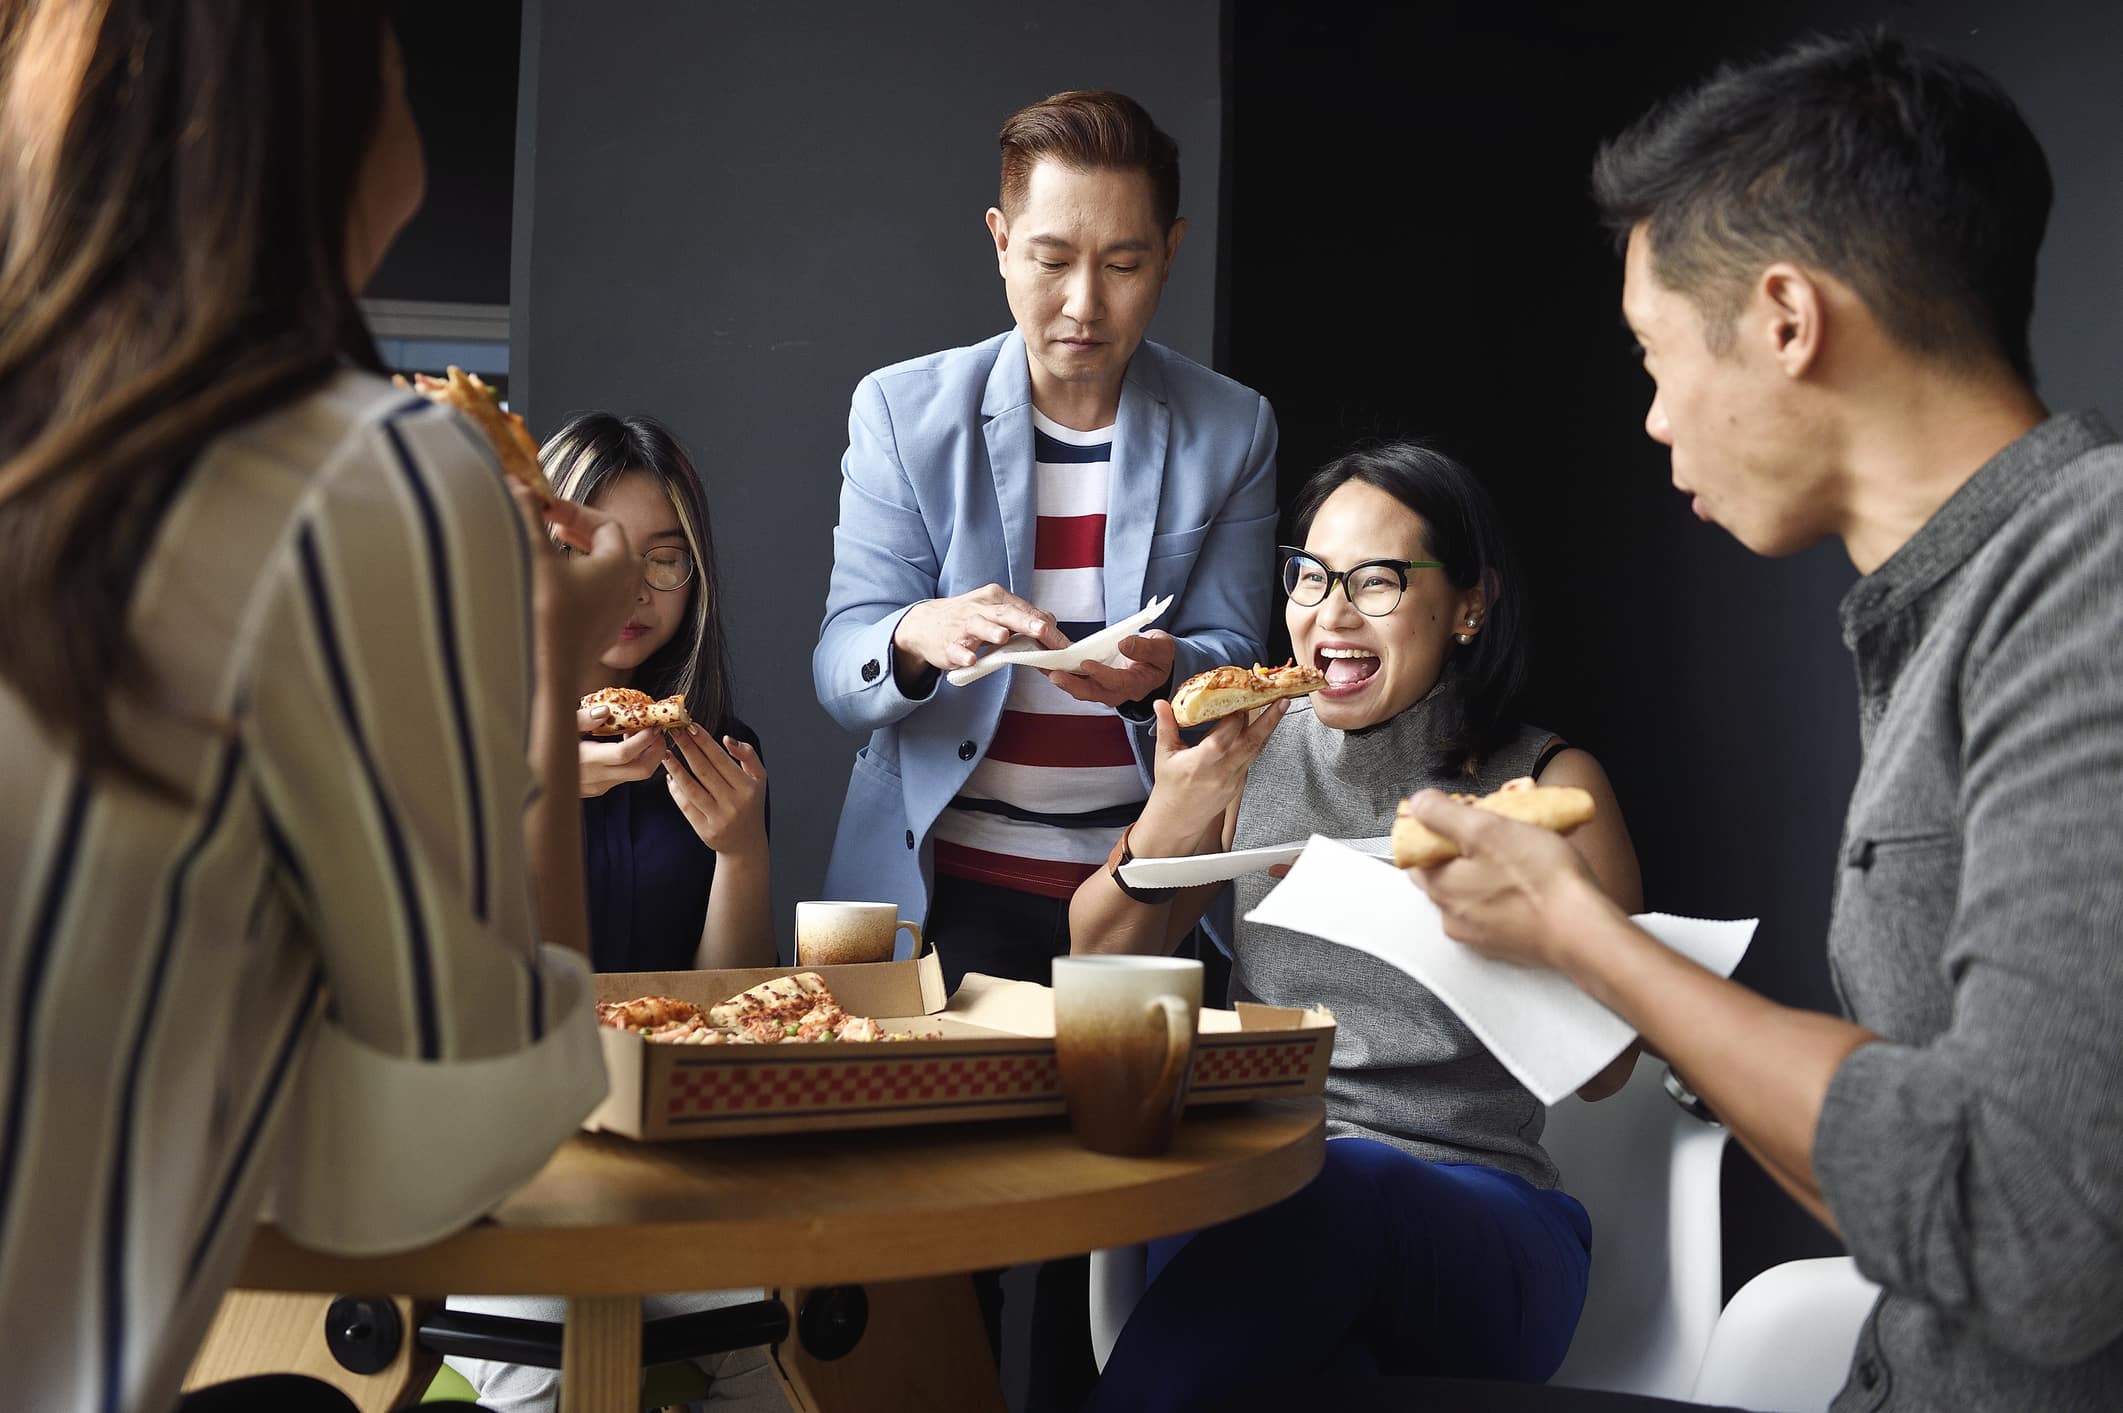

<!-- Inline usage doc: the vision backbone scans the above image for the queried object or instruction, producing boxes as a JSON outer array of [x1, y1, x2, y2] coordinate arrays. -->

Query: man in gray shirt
[[1403, 32, 2123, 1413]]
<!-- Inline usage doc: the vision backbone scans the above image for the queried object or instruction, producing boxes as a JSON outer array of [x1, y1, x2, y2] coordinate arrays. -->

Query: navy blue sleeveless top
[[582, 716, 764, 974]]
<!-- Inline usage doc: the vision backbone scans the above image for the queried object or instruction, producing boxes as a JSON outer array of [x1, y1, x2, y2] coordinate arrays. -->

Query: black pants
[[175, 1374, 493, 1411], [928, 870, 1232, 1001], [928, 874, 1098, 1412], [928, 873, 1236, 1410]]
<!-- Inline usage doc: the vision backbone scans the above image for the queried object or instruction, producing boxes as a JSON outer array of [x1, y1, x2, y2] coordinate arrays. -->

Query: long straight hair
[[0, 1, 391, 795], [1290, 441, 1529, 777], [539, 413, 736, 737]]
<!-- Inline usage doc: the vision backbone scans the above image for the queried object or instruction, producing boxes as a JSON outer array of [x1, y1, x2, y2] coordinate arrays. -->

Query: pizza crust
[[1391, 777, 1596, 867], [580, 687, 692, 735], [395, 365, 555, 504], [1170, 662, 1327, 727]]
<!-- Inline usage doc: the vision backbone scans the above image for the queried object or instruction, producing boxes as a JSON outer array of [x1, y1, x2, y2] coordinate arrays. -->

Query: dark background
[[1217, 0, 2123, 1298], [369, 4, 520, 306], [382, 0, 2123, 1370]]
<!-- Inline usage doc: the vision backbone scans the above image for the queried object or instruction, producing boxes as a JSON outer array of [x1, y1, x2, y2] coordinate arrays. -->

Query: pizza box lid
[[585, 957, 1336, 1141]]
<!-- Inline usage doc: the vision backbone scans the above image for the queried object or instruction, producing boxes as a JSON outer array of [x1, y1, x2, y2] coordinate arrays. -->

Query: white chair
[[1088, 1242, 1147, 1372], [1688, 1256, 1879, 1412], [1543, 1062, 1730, 1398]]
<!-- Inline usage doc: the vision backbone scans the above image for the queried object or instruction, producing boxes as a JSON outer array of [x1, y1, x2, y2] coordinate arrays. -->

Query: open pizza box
[[585, 947, 1335, 1140]]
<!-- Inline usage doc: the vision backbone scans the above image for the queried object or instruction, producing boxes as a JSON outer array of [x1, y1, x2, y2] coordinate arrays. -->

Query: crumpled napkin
[[1244, 836, 1757, 1105]]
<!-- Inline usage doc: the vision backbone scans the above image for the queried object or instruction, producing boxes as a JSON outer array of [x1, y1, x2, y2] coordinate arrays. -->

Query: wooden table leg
[[560, 1294, 641, 1413], [770, 1274, 1004, 1413]]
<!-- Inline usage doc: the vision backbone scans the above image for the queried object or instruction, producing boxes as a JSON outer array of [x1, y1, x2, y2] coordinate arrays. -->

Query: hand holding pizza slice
[[1391, 777, 1596, 868]]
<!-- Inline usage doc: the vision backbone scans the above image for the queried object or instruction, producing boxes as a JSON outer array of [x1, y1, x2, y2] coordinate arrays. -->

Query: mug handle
[[1137, 994, 1194, 1126], [895, 920, 926, 959]]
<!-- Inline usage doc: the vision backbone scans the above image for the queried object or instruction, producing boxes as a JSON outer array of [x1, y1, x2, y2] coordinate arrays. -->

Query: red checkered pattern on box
[[666, 1053, 1060, 1118], [1191, 1038, 1318, 1088]]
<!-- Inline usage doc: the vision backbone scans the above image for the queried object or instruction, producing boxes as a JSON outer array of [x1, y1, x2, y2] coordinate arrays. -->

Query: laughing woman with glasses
[[542, 412, 774, 976], [1069, 441, 1641, 1409]]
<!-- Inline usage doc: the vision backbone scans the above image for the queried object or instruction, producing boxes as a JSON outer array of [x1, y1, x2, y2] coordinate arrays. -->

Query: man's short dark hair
[[999, 90, 1181, 231], [1592, 30, 2052, 381]]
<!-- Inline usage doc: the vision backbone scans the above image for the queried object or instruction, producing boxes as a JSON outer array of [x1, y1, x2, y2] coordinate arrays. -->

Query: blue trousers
[[1089, 1137, 1593, 1412]]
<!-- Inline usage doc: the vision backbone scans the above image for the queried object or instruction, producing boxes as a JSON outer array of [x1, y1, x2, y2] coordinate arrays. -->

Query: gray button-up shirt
[[1815, 411, 2123, 1411]]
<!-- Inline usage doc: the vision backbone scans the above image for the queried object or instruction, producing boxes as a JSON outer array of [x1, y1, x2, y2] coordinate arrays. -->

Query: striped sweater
[[0, 369, 603, 1413], [933, 411, 1147, 897]]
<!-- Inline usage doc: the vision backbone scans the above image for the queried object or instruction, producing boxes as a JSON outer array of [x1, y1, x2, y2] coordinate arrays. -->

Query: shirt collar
[[1839, 411, 2118, 648]]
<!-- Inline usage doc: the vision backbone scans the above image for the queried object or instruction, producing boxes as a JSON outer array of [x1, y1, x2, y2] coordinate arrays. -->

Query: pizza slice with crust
[[395, 365, 554, 504], [580, 687, 692, 735], [1170, 661, 1327, 727], [1390, 777, 1597, 867]]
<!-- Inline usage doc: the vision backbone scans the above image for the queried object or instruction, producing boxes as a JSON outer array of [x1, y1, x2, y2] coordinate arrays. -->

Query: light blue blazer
[[813, 330, 1279, 927]]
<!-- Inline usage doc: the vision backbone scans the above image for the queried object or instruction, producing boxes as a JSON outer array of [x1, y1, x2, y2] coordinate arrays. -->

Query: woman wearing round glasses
[[447, 414, 784, 1413], [1070, 441, 1640, 1408], [545, 412, 774, 976]]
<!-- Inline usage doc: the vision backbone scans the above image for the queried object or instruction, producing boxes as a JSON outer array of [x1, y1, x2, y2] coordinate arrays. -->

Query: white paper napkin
[[1243, 836, 1757, 1105], [1118, 835, 1395, 889], [945, 594, 1174, 687]]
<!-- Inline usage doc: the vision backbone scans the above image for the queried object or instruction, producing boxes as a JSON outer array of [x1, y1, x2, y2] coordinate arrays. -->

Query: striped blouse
[[0, 369, 605, 1413], [932, 411, 1147, 897]]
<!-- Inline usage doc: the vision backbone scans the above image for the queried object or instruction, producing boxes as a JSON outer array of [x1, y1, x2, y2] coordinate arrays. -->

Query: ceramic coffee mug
[[794, 901, 923, 967], [1051, 955, 1203, 1156]]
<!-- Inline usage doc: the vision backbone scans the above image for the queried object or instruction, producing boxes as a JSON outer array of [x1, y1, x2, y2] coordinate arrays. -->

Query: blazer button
[[904, 829, 916, 849], [958, 739, 977, 761], [861, 659, 880, 682]]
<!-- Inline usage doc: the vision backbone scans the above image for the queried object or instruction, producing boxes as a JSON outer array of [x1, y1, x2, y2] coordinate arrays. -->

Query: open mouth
[[1314, 645, 1381, 692]]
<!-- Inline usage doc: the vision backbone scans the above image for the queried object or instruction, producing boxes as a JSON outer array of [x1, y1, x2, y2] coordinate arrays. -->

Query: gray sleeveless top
[[1231, 694, 1562, 1187]]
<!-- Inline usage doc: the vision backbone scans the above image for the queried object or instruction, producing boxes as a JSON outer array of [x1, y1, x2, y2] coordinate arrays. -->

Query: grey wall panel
[[512, 0, 1223, 958]]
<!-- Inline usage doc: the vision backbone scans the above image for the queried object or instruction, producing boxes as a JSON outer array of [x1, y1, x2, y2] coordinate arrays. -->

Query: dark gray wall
[[511, 0, 1223, 957]]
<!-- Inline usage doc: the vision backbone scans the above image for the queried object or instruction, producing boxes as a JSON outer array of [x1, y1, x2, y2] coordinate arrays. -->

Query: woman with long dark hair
[[442, 427, 778, 1409], [546, 412, 774, 971], [0, 6, 636, 1411], [1070, 441, 1641, 1408]]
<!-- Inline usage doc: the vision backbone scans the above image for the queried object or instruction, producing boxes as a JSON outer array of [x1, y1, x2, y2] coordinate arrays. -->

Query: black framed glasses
[[1278, 546, 1444, 617]]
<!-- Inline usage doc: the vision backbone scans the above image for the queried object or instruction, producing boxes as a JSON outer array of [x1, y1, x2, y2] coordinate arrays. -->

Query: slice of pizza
[[395, 365, 554, 504], [597, 995, 700, 1031], [1170, 661, 1327, 728], [580, 687, 692, 736], [1390, 777, 1596, 868], [707, 972, 835, 1035], [645, 1014, 731, 1045]]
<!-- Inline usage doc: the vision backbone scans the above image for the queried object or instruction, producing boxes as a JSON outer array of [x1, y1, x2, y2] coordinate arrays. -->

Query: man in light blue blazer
[[813, 91, 1277, 994]]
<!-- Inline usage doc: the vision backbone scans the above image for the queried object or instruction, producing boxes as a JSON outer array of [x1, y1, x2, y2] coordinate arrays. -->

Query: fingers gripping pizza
[[581, 686, 692, 735], [1170, 661, 1327, 727], [395, 365, 554, 504], [1390, 777, 1596, 868], [597, 972, 938, 1044]]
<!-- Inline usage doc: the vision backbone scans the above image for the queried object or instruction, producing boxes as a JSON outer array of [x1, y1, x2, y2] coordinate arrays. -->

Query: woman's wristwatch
[[1111, 826, 1180, 905]]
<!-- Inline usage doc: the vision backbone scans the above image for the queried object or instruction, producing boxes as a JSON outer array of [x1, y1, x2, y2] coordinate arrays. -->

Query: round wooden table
[[223, 1098, 1324, 1412]]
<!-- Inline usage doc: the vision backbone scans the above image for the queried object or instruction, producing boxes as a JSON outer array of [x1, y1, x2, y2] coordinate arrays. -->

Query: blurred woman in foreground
[[0, 5, 634, 1410]]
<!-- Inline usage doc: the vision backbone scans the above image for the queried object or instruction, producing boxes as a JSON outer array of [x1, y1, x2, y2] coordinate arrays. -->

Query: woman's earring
[[1454, 615, 1478, 646]]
